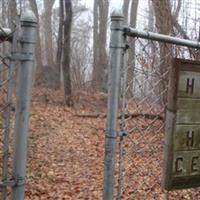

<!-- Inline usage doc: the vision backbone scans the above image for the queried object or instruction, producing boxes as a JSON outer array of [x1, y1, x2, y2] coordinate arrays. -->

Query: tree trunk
[[56, 0, 64, 89], [7, 0, 17, 29], [62, 0, 73, 106], [43, 0, 55, 68], [123, 0, 130, 25], [148, 0, 156, 101], [1, 0, 6, 49], [92, 0, 109, 92], [151, 0, 173, 104], [92, 0, 99, 90], [128, 0, 139, 96], [2, 0, 6, 27], [29, 0, 43, 72], [98, 0, 109, 92]]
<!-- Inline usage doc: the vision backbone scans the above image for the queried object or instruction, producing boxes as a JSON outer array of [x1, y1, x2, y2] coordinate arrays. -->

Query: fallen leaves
[[2, 89, 200, 199], [25, 93, 105, 199]]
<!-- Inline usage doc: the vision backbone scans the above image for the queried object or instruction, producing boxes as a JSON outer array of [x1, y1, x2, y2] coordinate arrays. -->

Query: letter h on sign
[[186, 78, 195, 94], [186, 131, 194, 147]]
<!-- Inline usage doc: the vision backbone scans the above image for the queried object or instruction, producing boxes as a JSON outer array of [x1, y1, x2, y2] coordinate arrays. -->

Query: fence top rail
[[124, 27, 200, 49]]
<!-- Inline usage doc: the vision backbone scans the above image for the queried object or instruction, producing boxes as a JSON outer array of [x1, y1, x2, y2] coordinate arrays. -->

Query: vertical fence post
[[11, 11, 37, 200], [1, 16, 20, 200], [103, 11, 124, 200]]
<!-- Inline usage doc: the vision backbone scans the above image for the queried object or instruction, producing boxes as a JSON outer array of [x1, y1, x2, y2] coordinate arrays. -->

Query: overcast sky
[[78, 0, 148, 29], [83, 0, 123, 11]]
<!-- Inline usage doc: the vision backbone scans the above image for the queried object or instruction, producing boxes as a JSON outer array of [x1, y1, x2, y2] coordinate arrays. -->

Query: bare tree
[[43, 0, 55, 68], [99, 0, 109, 92], [127, 0, 139, 96], [56, 0, 64, 88], [151, 0, 173, 103], [7, 0, 17, 29], [1, 0, 6, 55], [62, 0, 73, 106], [1, 0, 6, 26], [92, 0, 99, 90], [92, 0, 109, 92], [123, 0, 130, 25], [71, 16, 92, 89]]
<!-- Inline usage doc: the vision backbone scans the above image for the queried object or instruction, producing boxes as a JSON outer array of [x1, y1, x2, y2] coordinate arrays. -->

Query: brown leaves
[[26, 94, 105, 199]]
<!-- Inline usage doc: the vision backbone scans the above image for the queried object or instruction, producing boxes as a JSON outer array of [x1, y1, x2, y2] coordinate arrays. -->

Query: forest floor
[[26, 89, 106, 199], [2, 88, 200, 200]]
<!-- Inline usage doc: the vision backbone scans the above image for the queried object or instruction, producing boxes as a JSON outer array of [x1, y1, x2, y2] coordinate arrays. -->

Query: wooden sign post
[[163, 59, 200, 190]]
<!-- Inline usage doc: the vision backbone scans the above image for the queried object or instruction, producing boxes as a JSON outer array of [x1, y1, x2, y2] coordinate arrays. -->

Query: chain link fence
[[0, 25, 18, 199], [116, 37, 200, 199], [103, 12, 200, 200], [0, 11, 37, 200]]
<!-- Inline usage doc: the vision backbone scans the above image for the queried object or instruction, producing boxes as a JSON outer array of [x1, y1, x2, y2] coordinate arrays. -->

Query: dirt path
[[26, 101, 105, 199]]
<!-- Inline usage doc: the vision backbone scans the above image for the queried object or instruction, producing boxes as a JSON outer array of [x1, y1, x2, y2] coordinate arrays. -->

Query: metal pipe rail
[[104, 11, 200, 200], [124, 27, 200, 49]]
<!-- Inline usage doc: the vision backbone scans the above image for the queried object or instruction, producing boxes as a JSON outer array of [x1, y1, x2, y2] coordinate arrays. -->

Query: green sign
[[163, 59, 200, 190]]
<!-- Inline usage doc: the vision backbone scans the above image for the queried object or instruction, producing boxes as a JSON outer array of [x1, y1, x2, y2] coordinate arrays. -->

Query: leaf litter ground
[[1, 89, 200, 199]]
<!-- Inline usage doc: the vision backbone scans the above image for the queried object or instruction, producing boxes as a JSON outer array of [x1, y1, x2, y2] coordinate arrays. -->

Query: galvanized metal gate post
[[11, 11, 37, 200], [103, 11, 124, 200], [1, 16, 20, 200], [106, 9, 200, 200]]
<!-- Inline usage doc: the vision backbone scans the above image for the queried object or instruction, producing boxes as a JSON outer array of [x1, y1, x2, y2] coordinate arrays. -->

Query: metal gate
[[0, 11, 37, 200], [103, 11, 200, 200]]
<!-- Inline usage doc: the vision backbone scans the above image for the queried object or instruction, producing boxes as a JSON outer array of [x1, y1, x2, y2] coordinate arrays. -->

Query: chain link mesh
[[116, 37, 200, 199], [0, 25, 18, 199]]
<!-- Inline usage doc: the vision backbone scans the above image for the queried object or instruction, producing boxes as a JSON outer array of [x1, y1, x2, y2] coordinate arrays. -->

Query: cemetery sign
[[163, 59, 200, 190]]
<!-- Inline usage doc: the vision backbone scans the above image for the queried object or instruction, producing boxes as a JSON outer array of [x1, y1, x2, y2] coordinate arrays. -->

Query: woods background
[[0, 0, 200, 199], [1, 0, 199, 107]]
